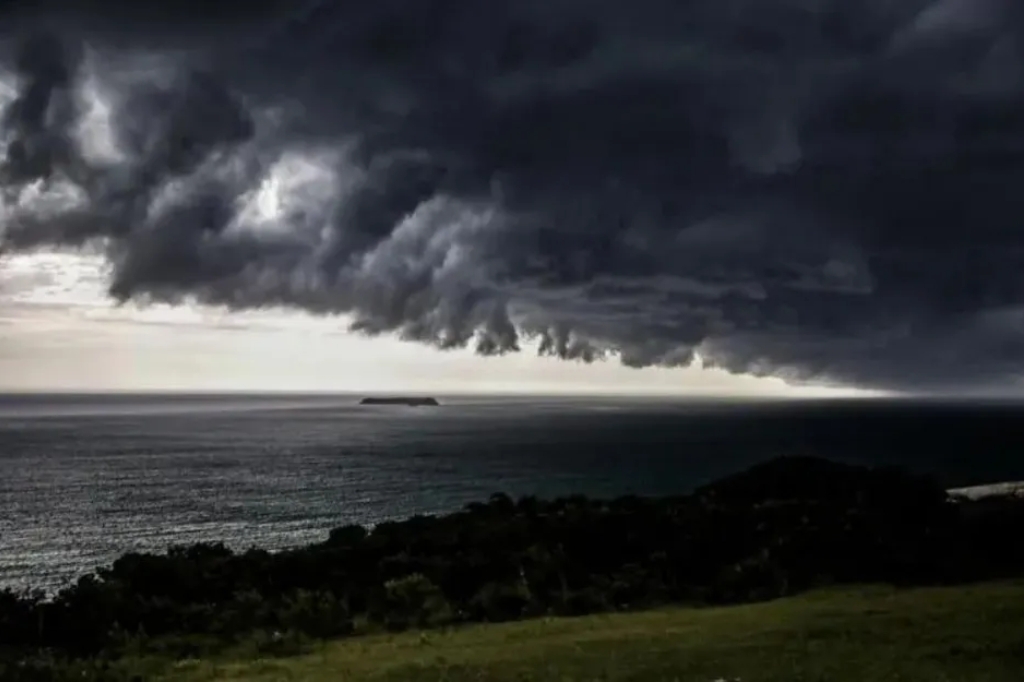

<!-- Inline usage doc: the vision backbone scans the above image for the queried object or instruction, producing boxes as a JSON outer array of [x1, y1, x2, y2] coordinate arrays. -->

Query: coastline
[[1, 455, 1022, 678], [3, 473, 1024, 594], [948, 481, 1024, 500]]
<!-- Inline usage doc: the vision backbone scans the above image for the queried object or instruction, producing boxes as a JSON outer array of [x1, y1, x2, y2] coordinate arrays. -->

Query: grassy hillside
[[153, 581, 1024, 682]]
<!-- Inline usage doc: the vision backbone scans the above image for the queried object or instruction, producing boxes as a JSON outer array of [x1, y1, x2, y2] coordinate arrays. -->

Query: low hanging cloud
[[2, 0, 1024, 391]]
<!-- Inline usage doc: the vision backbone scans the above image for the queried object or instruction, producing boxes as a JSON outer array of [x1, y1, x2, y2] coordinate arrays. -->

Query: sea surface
[[2, 393, 1024, 592]]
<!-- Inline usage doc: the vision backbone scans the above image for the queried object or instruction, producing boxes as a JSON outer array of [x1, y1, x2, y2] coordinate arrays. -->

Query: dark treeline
[[3, 456, 1024, 680]]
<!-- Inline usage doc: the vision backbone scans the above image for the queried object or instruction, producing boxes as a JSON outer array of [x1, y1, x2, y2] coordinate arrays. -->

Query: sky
[[0, 251, 869, 395], [1, 0, 1024, 395]]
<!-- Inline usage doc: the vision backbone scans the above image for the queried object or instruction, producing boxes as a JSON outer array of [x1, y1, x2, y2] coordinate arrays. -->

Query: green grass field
[[145, 582, 1024, 682]]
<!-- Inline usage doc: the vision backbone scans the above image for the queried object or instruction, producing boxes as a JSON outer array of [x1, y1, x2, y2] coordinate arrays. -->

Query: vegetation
[[157, 582, 1024, 682], [2, 456, 1023, 680]]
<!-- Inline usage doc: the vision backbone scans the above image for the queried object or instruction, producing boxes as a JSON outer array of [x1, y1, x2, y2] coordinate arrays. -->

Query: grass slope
[[146, 582, 1024, 682]]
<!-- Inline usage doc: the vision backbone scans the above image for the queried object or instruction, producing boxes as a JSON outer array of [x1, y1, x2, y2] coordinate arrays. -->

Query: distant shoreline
[[948, 481, 1024, 500]]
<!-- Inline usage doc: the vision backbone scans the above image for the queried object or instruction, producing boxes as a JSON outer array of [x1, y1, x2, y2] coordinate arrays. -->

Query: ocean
[[2, 393, 1024, 592]]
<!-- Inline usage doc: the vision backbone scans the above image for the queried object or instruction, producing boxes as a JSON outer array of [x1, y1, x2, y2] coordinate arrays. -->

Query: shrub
[[469, 581, 533, 622], [277, 590, 354, 639], [379, 574, 453, 631]]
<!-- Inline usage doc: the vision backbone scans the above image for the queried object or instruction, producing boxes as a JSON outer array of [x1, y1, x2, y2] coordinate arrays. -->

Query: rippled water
[[3, 393, 1024, 591]]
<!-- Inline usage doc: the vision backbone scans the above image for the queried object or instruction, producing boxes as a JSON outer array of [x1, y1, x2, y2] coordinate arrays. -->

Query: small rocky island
[[359, 396, 440, 407]]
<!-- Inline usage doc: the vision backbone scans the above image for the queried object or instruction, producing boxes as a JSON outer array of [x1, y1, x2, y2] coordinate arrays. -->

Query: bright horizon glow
[[0, 251, 887, 398]]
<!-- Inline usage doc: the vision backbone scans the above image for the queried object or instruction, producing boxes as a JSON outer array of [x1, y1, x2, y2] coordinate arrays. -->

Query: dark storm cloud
[[2, 0, 1024, 390]]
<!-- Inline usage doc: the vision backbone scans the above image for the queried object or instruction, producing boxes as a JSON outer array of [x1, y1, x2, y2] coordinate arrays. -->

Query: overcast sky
[[0, 251, 874, 395], [2, 1, 1024, 395]]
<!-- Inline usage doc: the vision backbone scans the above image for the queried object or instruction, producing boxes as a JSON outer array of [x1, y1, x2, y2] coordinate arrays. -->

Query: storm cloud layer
[[2, 0, 1024, 390]]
